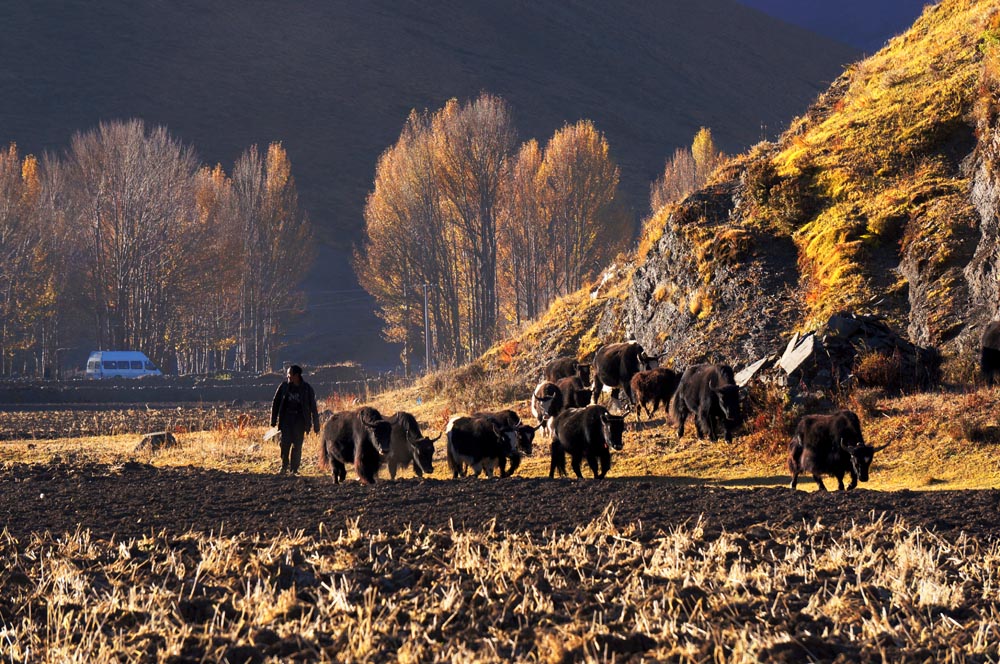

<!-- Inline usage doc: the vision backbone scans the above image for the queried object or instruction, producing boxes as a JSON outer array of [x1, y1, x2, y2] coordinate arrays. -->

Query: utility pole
[[423, 283, 432, 373]]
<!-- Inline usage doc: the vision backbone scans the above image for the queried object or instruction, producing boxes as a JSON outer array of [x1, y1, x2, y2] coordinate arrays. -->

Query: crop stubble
[[2, 462, 1000, 661]]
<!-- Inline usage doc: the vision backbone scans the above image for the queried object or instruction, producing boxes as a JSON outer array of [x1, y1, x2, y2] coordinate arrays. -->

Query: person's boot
[[279, 463, 288, 474]]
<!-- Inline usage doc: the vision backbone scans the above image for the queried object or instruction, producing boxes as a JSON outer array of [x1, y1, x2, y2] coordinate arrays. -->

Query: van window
[[130, 361, 143, 370], [88, 361, 98, 370], [145, 361, 157, 370], [103, 361, 116, 370]]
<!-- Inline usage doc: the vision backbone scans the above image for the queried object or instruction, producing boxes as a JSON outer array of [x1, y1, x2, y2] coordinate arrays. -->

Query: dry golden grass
[[0, 429, 280, 475], [767, 0, 996, 329], [3, 505, 1000, 662]]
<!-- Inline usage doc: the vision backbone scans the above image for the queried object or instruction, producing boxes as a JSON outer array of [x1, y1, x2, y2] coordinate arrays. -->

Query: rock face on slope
[[617, 180, 802, 367], [767, 312, 940, 391], [964, 108, 1000, 350], [618, 131, 988, 376]]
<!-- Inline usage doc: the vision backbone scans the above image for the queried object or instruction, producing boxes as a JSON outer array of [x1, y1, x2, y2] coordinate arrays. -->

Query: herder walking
[[270, 364, 320, 474]]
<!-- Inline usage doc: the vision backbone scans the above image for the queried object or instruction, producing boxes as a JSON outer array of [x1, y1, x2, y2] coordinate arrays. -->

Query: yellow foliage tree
[[537, 120, 626, 296]]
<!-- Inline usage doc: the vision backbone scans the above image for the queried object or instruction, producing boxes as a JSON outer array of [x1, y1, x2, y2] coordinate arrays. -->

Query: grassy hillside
[[620, 0, 1000, 367], [443, 1, 1000, 382], [0, 0, 857, 365], [314, 0, 1000, 487]]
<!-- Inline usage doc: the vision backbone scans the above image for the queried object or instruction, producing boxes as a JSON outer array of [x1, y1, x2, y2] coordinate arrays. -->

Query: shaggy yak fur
[[669, 364, 742, 443], [788, 410, 887, 491], [318, 406, 392, 484], [385, 411, 439, 479]]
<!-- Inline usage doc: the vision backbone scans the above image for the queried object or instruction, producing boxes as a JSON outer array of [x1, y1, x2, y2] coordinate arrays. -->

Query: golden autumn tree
[[355, 117, 430, 374], [432, 94, 517, 356], [356, 110, 466, 370], [32, 153, 90, 377], [64, 120, 201, 367], [0, 147, 88, 377], [0, 145, 43, 374], [537, 120, 626, 296], [691, 126, 724, 185], [231, 142, 314, 372], [358, 96, 515, 367], [498, 139, 547, 325], [171, 164, 243, 374], [359, 99, 629, 362], [649, 126, 726, 213]]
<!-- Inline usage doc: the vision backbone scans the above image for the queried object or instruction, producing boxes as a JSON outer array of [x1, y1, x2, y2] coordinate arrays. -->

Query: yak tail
[[668, 390, 681, 423], [318, 439, 331, 472], [787, 435, 803, 473]]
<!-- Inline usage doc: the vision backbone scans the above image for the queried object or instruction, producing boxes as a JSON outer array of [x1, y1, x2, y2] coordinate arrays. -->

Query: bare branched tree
[[63, 120, 199, 368]]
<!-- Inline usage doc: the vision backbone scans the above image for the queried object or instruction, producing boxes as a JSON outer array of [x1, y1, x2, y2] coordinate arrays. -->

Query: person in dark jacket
[[270, 364, 320, 474]]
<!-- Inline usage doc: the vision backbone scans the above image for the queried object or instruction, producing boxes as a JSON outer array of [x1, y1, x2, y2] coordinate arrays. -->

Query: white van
[[85, 351, 162, 379]]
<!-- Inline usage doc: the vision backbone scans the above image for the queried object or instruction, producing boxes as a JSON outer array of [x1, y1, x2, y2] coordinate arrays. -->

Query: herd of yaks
[[314, 340, 902, 492]]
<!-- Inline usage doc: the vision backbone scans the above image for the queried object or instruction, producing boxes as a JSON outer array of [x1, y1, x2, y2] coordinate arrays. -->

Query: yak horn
[[872, 443, 890, 452], [428, 433, 442, 443]]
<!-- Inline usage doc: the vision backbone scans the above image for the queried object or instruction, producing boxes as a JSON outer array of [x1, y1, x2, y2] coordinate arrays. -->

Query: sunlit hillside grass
[[753, 0, 998, 335]]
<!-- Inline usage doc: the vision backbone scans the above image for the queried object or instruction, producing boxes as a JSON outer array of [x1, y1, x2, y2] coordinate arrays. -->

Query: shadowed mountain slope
[[738, 0, 929, 52]]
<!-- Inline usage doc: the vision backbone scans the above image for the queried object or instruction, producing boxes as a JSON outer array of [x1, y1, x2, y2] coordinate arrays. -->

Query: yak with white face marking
[[318, 406, 392, 485], [549, 405, 626, 479], [471, 409, 540, 477], [445, 415, 518, 479], [384, 411, 440, 479], [789, 410, 887, 491], [531, 381, 564, 435]]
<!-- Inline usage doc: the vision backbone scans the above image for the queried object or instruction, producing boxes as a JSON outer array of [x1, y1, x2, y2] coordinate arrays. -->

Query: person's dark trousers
[[279, 419, 306, 473]]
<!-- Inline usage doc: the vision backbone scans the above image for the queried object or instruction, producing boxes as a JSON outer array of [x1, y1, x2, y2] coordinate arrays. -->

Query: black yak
[[549, 405, 626, 479], [669, 364, 741, 443], [592, 342, 660, 409], [788, 410, 888, 491], [445, 415, 518, 479], [318, 406, 392, 485]]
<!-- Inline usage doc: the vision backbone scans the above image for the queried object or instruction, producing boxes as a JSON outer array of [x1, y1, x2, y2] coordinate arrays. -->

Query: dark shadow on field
[[4, 460, 1000, 542], [709, 475, 790, 487], [582, 474, 789, 487]]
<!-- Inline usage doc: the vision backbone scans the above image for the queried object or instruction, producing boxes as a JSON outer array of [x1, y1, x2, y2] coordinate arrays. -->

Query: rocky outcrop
[[619, 178, 802, 368], [770, 312, 940, 391], [964, 114, 1000, 347]]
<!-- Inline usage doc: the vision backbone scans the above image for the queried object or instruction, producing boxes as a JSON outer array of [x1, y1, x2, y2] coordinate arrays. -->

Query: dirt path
[[3, 461, 999, 542]]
